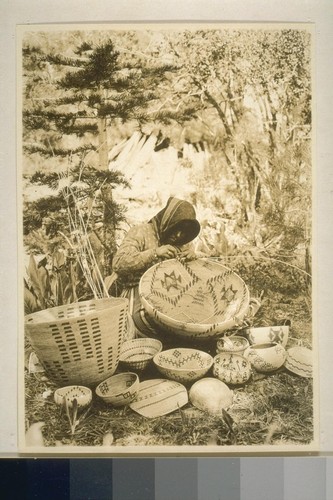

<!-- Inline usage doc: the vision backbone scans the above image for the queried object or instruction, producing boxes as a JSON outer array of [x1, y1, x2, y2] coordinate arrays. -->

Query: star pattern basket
[[25, 297, 128, 386], [139, 258, 250, 340]]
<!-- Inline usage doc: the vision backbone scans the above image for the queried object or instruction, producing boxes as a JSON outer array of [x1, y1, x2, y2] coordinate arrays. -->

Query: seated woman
[[112, 196, 202, 339]]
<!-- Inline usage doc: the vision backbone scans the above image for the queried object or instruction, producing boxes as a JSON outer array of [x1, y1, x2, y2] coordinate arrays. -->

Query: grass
[[25, 368, 313, 448], [24, 290, 314, 449]]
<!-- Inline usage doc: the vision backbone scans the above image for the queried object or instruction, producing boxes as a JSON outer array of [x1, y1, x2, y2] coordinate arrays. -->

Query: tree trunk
[[97, 114, 115, 277], [98, 116, 109, 170]]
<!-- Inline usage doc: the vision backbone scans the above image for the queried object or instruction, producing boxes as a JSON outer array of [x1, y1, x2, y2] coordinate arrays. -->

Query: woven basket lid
[[139, 258, 250, 340], [285, 346, 312, 378], [129, 378, 188, 418]]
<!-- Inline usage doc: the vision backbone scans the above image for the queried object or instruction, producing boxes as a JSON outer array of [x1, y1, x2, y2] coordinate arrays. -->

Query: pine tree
[[22, 36, 184, 276]]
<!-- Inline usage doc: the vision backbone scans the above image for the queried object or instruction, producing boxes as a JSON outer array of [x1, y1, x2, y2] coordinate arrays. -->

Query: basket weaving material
[[119, 338, 163, 371], [139, 258, 250, 340], [25, 297, 128, 386]]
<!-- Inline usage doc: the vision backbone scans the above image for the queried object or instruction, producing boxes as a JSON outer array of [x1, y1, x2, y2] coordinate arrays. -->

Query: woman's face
[[165, 221, 195, 246], [166, 228, 186, 246]]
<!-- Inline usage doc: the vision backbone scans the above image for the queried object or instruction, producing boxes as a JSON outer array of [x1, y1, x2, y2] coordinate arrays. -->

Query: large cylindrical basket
[[139, 258, 250, 341], [25, 297, 128, 386]]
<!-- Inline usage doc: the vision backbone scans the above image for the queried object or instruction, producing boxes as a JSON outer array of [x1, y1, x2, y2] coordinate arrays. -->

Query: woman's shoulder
[[127, 221, 150, 232], [125, 222, 155, 238]]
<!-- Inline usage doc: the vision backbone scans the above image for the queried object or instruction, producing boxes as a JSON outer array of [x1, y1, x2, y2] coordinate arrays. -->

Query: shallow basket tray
[[139, 258, 250, 340], [25, 297, 128, 386], [129, 379, 188, 418]]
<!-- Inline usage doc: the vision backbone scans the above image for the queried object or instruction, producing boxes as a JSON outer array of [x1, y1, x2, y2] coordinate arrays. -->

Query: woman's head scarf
[[150, 197, 200, 245]]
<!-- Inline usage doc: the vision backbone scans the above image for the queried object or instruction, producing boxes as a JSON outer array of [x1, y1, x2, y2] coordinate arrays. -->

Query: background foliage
[[22, 27, 312, 310]]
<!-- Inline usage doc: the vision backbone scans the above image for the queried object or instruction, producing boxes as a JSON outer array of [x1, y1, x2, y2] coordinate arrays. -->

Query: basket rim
[[246, 341, 283, 350], [139, 258, 250, 333], [246, 325, 289, 332], [120, 352, 157, 363], [25, 297, 129, 325], [120, 339, 162, 362], [213, 352, 251, 363], [120, 338, 163, 349], [54, 385, 92, 395], [217, 335, 249, 345]]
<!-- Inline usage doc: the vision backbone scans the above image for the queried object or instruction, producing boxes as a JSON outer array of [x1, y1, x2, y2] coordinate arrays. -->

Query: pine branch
[[45, 53, 88, 68], [36, 94, 90, 106], [24, 144, 97, 159], [74, 41, 94, 56]]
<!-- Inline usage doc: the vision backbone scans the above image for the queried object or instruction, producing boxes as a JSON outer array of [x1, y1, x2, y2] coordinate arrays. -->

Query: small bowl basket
[[153, 347, 213, 384], [119, 338, 163, 372], [213, 353, 252, 385], [216, 335, 249, 356], [244, 342, 287, 373], [246, 325, 289, 348], [96, 372, 139, 406], [54, 385, 92, 408]]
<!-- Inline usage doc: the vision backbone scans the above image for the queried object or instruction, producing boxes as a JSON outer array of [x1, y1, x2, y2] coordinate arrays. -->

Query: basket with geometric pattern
[[25, 297, 128, 386], [139, 258, 250, 341]]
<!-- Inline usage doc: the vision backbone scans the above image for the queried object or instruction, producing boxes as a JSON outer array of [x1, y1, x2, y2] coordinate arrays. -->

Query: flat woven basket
[[139, 258, 250, 340], [25, 297, 128, 386]]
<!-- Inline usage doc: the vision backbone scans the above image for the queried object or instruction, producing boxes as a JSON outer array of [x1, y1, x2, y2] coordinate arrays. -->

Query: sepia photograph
[[18, 23, 316, 453]]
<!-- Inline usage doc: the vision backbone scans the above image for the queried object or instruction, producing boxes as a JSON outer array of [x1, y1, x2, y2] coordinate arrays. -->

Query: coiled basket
[[139, 258, 250, 341], [25, 297, 128, 386]]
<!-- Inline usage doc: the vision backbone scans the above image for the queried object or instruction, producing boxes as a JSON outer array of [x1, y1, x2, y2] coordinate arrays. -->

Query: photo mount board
[[13, 20, 321, 455]]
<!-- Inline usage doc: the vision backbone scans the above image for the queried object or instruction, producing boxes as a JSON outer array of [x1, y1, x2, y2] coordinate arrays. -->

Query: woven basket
[[139, 258, 250, 341], [285, 346, 312, 378], [25, 297, 128, 386], [153, 348, 213, 384], [129, 378, 188, 418], [213, 353, 252, 385], [95, 372, 139, 406], [119, 338, 162, 372], [216, 335, 249, 356]]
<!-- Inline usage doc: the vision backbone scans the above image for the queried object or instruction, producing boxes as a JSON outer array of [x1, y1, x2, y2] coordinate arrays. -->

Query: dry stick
[[75, 201, 109, 298], [58, 160, 110, 299], [220, 253, 311, 278], [256, 255, 311, 278], [69, 189, 109, 298], [64, 193, 99, 296], [59, 228, 98, 299]]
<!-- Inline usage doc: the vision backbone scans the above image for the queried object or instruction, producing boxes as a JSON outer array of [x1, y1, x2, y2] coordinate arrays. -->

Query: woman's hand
[[177, 248, 197, 261], [156, 245, 178, 260]]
